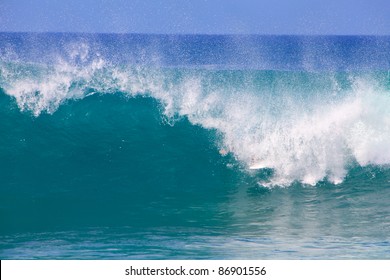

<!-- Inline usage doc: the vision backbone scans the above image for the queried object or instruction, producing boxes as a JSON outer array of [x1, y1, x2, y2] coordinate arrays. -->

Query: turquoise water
[[0, 33, 390, 259]]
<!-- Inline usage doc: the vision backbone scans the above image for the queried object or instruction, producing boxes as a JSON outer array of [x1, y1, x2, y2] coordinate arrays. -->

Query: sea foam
[[1, 38, 389, 186]]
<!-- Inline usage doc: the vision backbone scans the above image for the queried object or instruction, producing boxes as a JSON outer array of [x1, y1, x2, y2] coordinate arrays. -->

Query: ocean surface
[[0, 33, 390, 259]]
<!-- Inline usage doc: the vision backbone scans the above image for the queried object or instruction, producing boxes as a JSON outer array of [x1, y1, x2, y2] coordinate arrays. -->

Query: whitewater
[[1, 33, 390, 259]]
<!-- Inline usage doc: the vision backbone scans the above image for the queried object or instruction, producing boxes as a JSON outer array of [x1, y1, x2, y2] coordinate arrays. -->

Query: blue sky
[[0, 0, 389, 35]]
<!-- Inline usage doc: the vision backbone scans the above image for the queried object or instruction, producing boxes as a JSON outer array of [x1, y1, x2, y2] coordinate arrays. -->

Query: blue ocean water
[[0, 33, 390, 259]]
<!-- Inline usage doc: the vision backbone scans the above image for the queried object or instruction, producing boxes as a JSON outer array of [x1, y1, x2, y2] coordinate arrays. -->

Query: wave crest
[[1, 57, 389, 186]]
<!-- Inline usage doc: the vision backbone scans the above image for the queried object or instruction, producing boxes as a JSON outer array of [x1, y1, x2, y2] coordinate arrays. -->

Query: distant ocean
[[0, 33, 389, 259]]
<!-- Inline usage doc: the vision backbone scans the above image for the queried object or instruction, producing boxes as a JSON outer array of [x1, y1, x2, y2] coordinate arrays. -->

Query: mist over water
[[2, 33, 389, 186], [1, 33, 390, 259]]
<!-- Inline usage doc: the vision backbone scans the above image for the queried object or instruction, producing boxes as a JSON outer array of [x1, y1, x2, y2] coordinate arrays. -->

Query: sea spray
[[1, 33, 390, 186], [1, 33, 390, 259], [2, 57, 389, 186]]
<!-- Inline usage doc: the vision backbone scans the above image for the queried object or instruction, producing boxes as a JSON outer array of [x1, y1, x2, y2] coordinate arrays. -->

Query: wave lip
[[1, 34, 390, 186]]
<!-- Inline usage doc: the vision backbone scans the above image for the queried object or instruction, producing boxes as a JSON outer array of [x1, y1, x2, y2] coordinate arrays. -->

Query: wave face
[[1, 33, 390, 259], [1, 33, 389, 186]]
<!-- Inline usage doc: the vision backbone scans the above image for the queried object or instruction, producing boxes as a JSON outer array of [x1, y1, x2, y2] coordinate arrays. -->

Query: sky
[[0, 0, 389, 35]]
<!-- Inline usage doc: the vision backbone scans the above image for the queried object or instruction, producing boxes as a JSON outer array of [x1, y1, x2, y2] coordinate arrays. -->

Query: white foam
[[1, 56, 389, 186], [160, 75, 390, 186]]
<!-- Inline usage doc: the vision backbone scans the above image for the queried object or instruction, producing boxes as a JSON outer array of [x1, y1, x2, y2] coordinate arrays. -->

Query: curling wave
[[1, 33, 390, 186]]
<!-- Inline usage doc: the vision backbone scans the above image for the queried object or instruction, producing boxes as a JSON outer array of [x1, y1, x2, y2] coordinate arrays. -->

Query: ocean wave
[[1, 57, 389, 187]]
